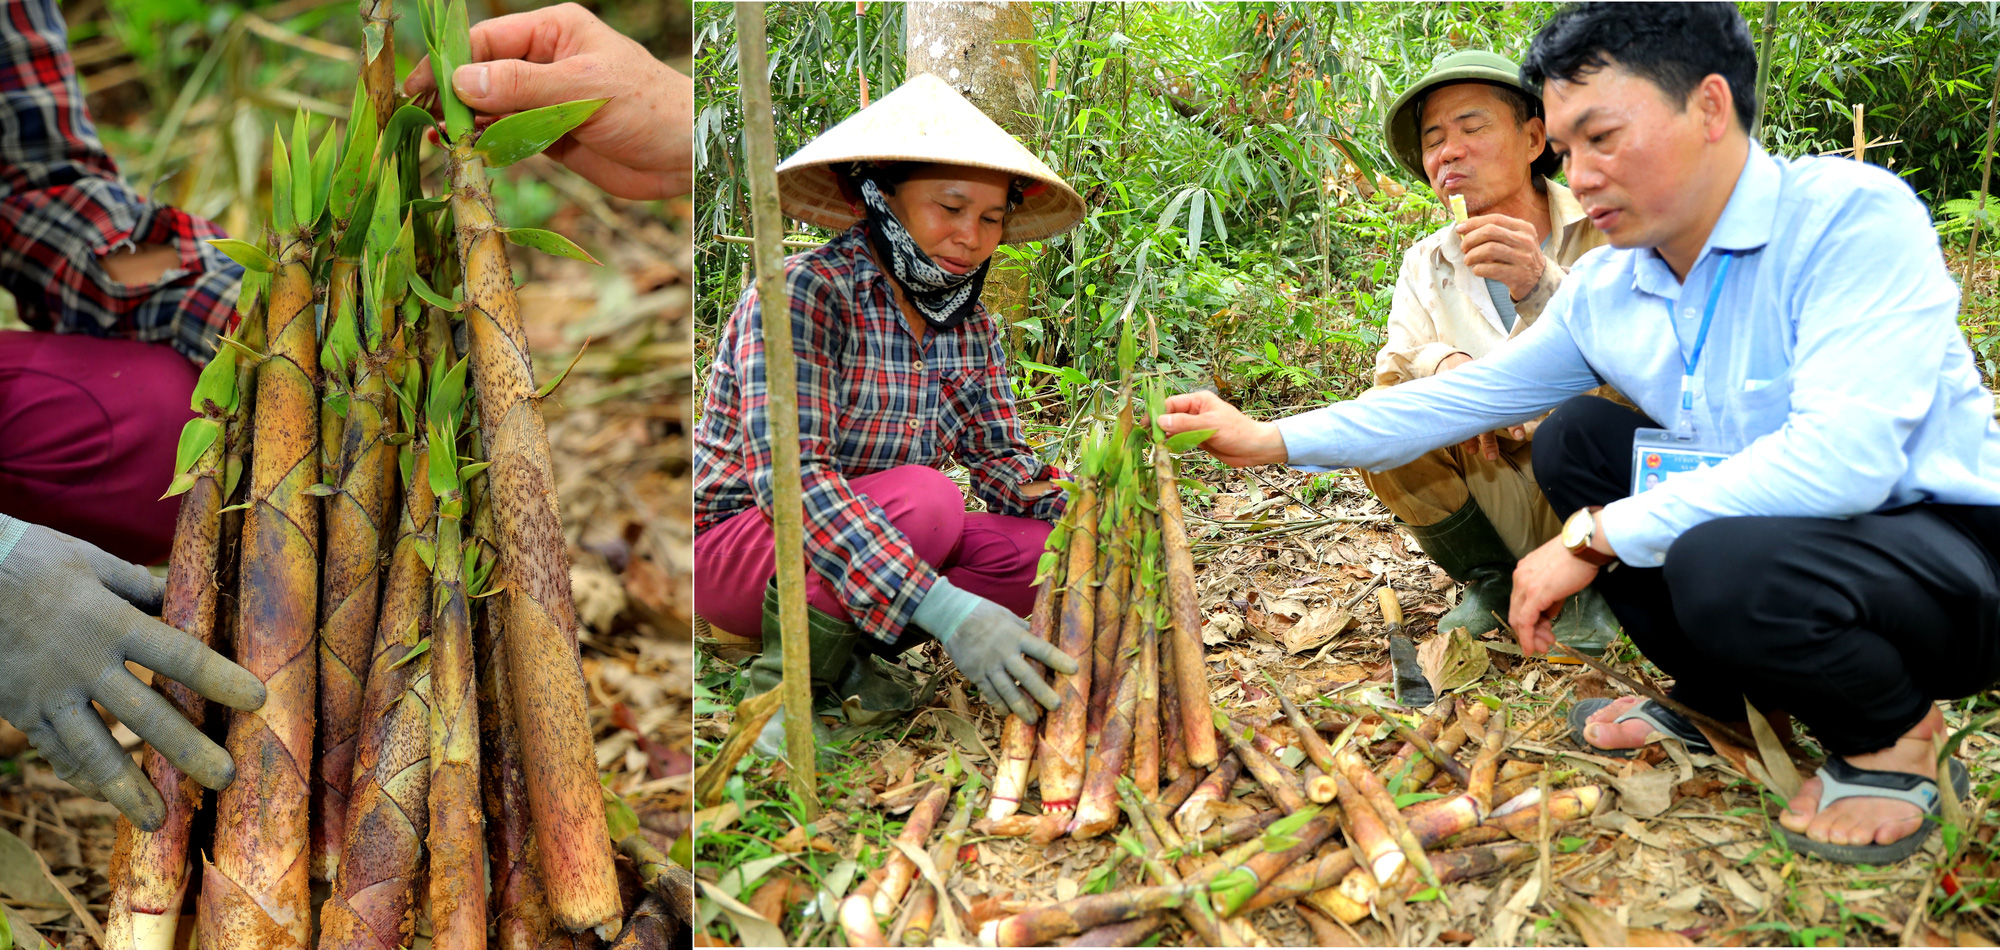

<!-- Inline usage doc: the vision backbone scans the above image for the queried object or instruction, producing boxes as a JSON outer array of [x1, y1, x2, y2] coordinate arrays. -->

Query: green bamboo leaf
[[406, 269, 461, 312], [159, 471, 197, 501], [1162, 428, 1215, 454], [534, 338, 591, 399], [271, 127, 294, 234], [399, 444, 414, 493], [172, 418, 223, 480], [457, 460, 490, 482], [498, 227, 602, 266], [236, 268, 267, 320], [303, 483, 340, 497], [217, 333, 266, 363], [387, 637, 431, 671], [384, 431, 413, 446], [412, 536, 436, 571], [382, 104, 438, 158], [224, 456, 243, 501], [404, 195, 450, 215], [367, 157, 402, 261], [190, 348, 239, 414], [206, 239, 275, 273], [473, 98, 610, 168], [309, 121, 340, 229], [330, 79, 379, 228], [438, 0, 474, 141], [290, 110, 312, 230], [427, 422, 457, 498]]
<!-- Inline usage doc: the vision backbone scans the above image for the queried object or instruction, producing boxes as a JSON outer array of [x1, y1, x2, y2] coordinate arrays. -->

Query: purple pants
[[694, 464, 1052, 644], [0, 330, 196, 564]]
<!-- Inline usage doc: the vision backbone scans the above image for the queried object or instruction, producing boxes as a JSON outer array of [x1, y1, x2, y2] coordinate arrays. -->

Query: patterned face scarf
[[858, 178, 991, 331]]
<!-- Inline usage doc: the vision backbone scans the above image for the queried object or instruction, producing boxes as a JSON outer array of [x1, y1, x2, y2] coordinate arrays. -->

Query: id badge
[[1631, 427, 1730, 496]]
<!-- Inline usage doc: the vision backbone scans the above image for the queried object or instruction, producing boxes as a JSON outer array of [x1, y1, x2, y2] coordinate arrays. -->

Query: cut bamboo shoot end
[[1450, 194, 1468, 223]]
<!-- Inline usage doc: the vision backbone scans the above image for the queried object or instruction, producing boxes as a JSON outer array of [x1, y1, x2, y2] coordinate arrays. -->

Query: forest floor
[[0, 168, 695, 950], [690, 278, 2000, 946]]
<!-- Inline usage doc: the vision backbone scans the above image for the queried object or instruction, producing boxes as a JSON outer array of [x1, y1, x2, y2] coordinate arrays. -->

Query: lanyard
[[1676, 250, 1736, 440]]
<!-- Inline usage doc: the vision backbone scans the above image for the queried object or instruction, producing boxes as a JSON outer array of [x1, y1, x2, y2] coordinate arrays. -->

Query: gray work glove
[[912, 577, 1077, 724], [0, 518, 265, 831]]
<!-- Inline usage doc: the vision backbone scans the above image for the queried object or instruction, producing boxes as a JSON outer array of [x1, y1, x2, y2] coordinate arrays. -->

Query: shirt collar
[[1630, 143, 1779, 298], [1545, 178, 1589, 237]]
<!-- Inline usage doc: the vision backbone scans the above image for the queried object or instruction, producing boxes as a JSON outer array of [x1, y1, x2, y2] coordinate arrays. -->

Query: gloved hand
[[0, 518, 265, 831], [912, 578, 1078, 724]]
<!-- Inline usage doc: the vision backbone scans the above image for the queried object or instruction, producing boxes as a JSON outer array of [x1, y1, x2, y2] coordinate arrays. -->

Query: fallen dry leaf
[[1611, 768, 1677, 819]]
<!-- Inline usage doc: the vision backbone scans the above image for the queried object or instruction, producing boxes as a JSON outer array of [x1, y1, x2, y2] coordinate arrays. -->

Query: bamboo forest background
[[692, 1, 2000, 412]]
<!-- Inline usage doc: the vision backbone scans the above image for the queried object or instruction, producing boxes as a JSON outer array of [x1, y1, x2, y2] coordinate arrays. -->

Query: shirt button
[[909, 419, 920, 429], [1682, 308, 1697, 319], [914, 360, 925, 372]]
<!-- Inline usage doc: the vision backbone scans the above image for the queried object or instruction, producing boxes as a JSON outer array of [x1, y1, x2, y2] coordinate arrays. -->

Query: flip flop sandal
[[1778, 756, 1972, 865], [1568, 697, 1717, 758]]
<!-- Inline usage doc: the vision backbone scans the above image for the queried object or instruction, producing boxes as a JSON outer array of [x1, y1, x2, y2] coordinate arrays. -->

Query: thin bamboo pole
[[735, 0, 821, 821]]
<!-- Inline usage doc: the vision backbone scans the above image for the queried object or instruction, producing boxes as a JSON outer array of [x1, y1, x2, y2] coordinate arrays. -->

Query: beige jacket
[[1373, 180, 1608, 387]]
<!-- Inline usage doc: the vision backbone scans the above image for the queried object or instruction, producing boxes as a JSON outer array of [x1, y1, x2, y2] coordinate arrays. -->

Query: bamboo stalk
[[875, 784, 948, 917], [1182, 809, 1281, 856], [1334, 746, 1437, 889], [481, 626, 558, 950], [1331, 768, 1403, 889], [1159, 629, 1186, 782], [201, 244, 319, 949], [1466, 711, 1506, 818], [1058, 916, 1164, 947], [314, 268, 403, 885], [982, 885, 1192, 947], [106, 320, 248, 950], [1156, 765, 1202, 813], [319, 442, 436, 950], [1116, 781, 1235, 947], [1156, 447, 1216, 769], [1072, 571, 1147, 838], [1173, 755, 1242, 836], [841, 887, 887, 947], [896, 885, 937, 947], [1037, 472, 1100, 817], [1217, 716, 1308, 815], [989, 577, 1057, 821], [1210, 812, 1338, 917], [358, 0, 396, 128], [427, 463, 486, 949], [1087, 498, 1132, 739], [1131, 543, 1161, 794], [734, 1, 822, 831], [1240, 792, 1490, 916]]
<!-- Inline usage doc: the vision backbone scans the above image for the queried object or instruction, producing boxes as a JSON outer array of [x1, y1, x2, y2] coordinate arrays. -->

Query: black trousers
[[1532, 396, 2000, 756]]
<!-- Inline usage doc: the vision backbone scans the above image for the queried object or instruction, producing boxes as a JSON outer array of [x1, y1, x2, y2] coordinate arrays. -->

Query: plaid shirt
[[0, 0, 242, 363], [696, 226, 1067, 644]]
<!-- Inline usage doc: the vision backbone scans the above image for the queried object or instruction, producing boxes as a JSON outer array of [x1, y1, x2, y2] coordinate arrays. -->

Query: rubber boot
[[746, 582, 918, 758], [1402, 498, 1517, 639], [1551, 585, 1622, 658]]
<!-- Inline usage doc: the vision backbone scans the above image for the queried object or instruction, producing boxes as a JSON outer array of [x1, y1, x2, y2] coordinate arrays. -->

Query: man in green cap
[[1362, 49, 1620, 652]]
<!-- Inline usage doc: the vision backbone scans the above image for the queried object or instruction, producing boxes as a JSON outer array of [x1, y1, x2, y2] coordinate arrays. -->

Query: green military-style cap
[[1383, 49, 1550, 182]]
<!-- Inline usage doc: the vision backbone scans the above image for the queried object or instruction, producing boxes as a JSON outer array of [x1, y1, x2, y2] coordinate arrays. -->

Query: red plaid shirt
[[0, 0, 243, 362], [696, 226, 1067, 644]]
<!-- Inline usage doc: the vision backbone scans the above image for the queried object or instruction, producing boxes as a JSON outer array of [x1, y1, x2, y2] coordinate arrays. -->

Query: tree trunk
[[906, 2, 1040, 342]]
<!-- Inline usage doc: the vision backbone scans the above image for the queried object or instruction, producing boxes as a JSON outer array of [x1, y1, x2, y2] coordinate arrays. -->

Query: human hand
[[1507, 535, 1600, 656], [0, 520, 265, 831], [1458, 213, 1545, 302], [404, 3, 693, 200], [925, 585, 1078, 724], [1156, 390, 1288, 467]]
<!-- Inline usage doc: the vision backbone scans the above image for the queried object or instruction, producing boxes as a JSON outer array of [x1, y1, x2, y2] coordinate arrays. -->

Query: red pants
[[0, 330, 197, 563], [694, 465, 1052, 644]]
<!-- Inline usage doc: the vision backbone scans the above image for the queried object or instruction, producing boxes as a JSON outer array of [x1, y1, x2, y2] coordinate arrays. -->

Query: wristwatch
[[1561, 507, 1617, 567]]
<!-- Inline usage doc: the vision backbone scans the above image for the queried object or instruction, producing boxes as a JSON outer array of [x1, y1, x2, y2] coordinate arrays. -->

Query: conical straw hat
[[776, 73, 1084, 244]]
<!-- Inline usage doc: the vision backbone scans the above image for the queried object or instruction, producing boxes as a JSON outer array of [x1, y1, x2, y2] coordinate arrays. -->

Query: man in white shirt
[[1365, 50, 1618, 653]]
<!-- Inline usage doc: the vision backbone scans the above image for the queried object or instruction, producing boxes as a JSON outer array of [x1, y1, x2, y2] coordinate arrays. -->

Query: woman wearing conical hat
[[694, 74, 1087, 751]]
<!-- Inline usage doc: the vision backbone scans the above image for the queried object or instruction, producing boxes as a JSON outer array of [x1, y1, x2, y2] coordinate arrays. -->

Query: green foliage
[[695, 2, 2000, 416]]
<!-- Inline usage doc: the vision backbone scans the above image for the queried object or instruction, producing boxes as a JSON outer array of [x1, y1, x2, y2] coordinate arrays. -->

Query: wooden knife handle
[[1377, 587, 1404, 627]]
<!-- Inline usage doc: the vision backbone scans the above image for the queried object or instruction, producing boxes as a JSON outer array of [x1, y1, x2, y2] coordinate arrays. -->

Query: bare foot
[[1779, 706, 1946, 847], [1580, 695, 1674, 751]]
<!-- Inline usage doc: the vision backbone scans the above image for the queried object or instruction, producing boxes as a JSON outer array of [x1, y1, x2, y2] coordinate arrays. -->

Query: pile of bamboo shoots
[[840, 328, 1605, 947], [96, 2, 690, 948]]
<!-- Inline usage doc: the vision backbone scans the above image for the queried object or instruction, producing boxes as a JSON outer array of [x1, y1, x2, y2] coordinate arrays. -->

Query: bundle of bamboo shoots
[[98, 2, 689, 947]]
